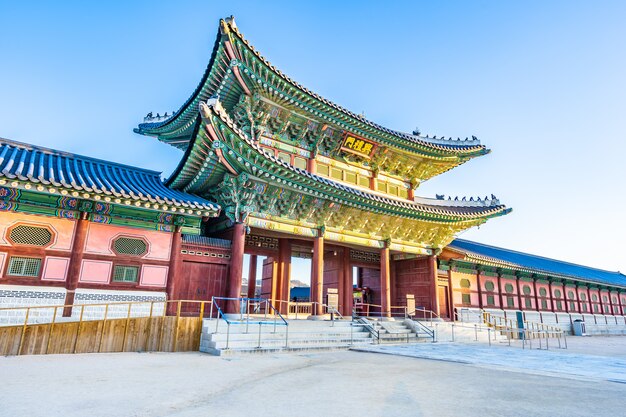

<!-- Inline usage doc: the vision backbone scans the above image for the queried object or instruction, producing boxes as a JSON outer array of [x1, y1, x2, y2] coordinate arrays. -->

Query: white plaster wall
[[0, 285, 66, 326]]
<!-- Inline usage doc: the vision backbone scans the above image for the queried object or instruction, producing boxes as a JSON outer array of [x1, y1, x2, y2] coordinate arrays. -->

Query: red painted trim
[[232, 65, 252, 96], [166, 228, 182, 301], [379, 245, 391, 317]]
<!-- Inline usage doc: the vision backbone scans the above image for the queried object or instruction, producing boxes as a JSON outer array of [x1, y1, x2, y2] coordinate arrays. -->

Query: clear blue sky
[[1, 0, 625, 277]]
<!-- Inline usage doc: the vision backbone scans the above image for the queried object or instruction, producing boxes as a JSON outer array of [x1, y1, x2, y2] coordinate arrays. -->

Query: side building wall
[[447, 266, 626, 335], [0, 211, 232, 324]]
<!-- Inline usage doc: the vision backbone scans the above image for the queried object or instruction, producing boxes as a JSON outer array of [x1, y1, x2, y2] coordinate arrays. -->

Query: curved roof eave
[[177, 100, 511, 224], [136, 16, 491, 158]]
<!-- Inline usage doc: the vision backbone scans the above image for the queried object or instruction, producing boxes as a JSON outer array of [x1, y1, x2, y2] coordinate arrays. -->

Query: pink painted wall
[[519, 281, 535, 310], [79, 260, 112, 284], [140, 265, 168, 287], [551, 283, 566, 312], [450, 271, 479, 307], [589, 288, 602, 314], [480, 276, 501, 308], [565, 286, 579, 313], [500, 277, 519, 309], [536, 282, 551, 310], [42, 257, 70, 281], [600, 290, 612, 314], [0, 211, 75, 250], [83, 223, 172, 261], [578, 289, 591, 313]]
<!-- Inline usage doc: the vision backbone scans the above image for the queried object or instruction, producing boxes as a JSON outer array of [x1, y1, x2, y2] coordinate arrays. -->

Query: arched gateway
[[134, 16, 510, 317]]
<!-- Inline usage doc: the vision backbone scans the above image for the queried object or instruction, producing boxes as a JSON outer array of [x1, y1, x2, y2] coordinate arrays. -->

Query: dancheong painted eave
[[134, 16, 490, 160], [168, 99, 511, 224], [0, 137, 220, 217], [448, 239, 626, 289]]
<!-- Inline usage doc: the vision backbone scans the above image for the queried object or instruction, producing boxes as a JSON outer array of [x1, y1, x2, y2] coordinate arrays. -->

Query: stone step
[[201, 341, 376, 356], [201, 336, 375, 351], [205, 331, 372, 342]]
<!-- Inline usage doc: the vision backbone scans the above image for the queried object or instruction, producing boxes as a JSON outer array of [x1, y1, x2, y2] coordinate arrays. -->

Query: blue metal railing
[[210, 297, 289, 349]]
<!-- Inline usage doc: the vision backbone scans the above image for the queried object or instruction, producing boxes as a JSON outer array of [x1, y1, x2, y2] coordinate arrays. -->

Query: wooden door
[[438, 286, 449, 318]]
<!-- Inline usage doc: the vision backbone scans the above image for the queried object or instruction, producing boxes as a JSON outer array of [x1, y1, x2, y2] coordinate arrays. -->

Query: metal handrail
[[274, 299, 345, 321], [355, 317, 380, 343], [211, 297, 289, 350], [409, 319, 436, 342]]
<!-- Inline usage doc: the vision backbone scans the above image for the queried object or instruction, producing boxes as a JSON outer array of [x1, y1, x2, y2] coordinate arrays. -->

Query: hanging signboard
[[341, 133, 376, 158]]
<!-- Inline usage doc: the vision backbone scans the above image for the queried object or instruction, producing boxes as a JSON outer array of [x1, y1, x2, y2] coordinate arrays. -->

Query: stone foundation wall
[[0, 285, 165, 326], [455, 306, 626, 335]]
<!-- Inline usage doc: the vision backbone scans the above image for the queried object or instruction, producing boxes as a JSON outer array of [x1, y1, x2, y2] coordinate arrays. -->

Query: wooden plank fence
[[0, 300, 210, 356]]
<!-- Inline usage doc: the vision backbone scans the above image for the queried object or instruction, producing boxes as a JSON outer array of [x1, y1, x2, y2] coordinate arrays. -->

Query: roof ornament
[[412, 127, 421, 136], [143, 111, 174, 123], [435, 194, 445, 200]]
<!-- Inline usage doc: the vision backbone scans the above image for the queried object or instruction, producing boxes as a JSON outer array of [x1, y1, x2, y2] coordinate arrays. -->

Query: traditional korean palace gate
[[2, 17, 625, 357], [135, 16, 510, 317]]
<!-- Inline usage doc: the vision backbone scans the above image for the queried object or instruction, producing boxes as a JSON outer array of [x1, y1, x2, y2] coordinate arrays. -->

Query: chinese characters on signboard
[[341, 134, 375, 157]]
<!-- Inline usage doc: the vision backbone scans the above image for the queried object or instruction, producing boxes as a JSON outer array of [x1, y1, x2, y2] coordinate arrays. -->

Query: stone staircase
[[200, 319, 375, 355], [364, 318, 432, 343], [199, 317, 432, 355]]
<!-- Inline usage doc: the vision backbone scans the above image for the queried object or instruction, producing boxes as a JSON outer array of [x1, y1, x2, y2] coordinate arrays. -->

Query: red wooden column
[[576, 285, 583, 313], [165, 225, 183, 301], [226, 222, 246, 313], [342, 249, 353, 316], [587, 286, 593, 314], [476, 269, 483, 309], [496, 272, 504, 309], [277, 239, 292, 314], [515, 275, 523, 311], [609, 291, 616, 316], [247, 254, 258, 299], [379, 244, 391, 317], [532, 278, 540, 311], [63, 212, 90, 317], [618, 292, 625, 316], [307, 157, 317, 174], [428, 255, 439, 316], [548, 280, 555, 312], [311, 232, 324, 316]]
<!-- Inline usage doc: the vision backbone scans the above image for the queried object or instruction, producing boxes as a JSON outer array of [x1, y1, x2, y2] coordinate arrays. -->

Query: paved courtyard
[[1, 337, 626, 417]]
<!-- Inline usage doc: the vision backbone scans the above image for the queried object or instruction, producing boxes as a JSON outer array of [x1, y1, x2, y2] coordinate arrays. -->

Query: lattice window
[[539, 288, 547, 297], [461, 294, 471, 305], [350, 250, 380, 263], [460, 279, 471, 289], [541, 300, 548, 310], [484, 281, 495, 291], [523, 285, 531, 295], [525, 298, 532, 308], [112, 265, 139, 283], [505, 284, 514, 293], [9, 225, 52, 247], [486, 295, 495, 306], [507, 297, 515, 307], [7, 256, 42, 277], [113, 237, 147, 256]]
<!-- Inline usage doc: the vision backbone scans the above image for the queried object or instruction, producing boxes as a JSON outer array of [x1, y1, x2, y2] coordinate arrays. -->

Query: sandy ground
[[2, 339, 626, 417]]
